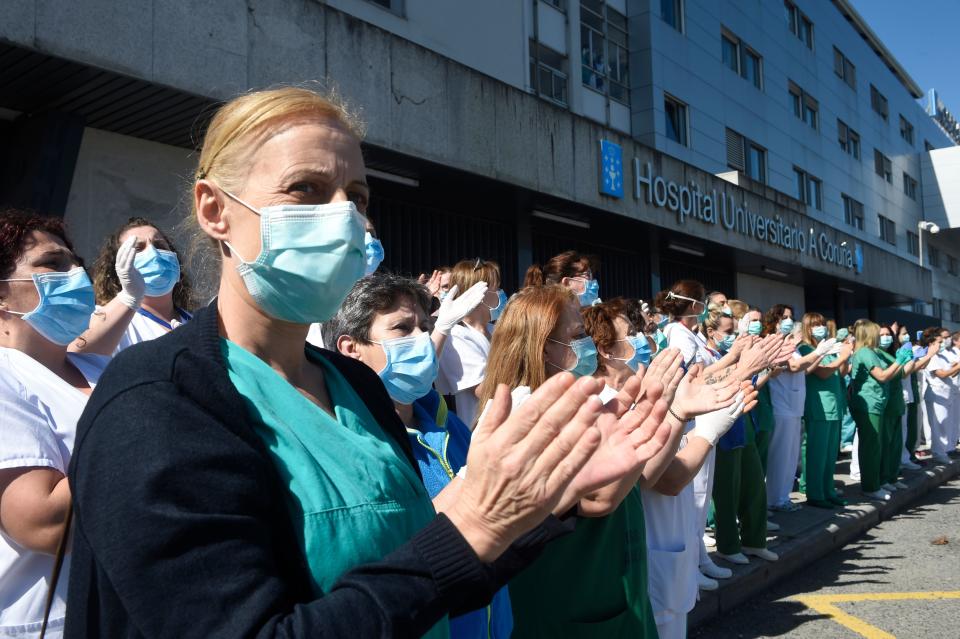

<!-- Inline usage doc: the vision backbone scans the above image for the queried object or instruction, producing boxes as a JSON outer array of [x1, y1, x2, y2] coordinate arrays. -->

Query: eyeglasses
[[666, 291, 705, 308]]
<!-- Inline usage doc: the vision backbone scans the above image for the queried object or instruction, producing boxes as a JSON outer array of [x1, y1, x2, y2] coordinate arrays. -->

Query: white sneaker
[[703, 533, 716, 548], [700, 562, 732, 579], [766, 520, 781, 532], [901, 461, 922, 471], [718, 552, 750, 565], [882, 483, 898, 492], [850, 471, 861, 481], [894, 481, 909, 490], [743, 546, 779, 561], [863, 489, 891, 501], [697, 571, 719, 591]]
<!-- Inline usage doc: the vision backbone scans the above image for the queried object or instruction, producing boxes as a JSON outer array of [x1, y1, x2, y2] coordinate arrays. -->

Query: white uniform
[[306, 322, 326, 349], [901, 367, 916, 465], [0, 347, 108, 639], [766, 353, 806, 507], [924, 349, 957, 458], [435, 323, 492, 427], [642, 436, 699, 639], [113, 307, 191, 353]]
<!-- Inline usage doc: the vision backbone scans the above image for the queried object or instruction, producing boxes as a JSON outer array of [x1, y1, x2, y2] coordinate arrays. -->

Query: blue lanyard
[[137, 307, 192, 331]]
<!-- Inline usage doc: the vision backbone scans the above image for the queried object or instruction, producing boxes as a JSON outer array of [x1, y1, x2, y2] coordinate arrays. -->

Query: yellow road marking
[[793, 591, 960, 639]]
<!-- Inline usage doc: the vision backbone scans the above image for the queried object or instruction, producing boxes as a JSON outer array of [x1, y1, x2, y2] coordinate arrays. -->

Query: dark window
[[842, 194, 864, 230], [793, 167, 822, 209], [581, 1, 629, 104], [838, 119, 861, 159], [870, 84, 889, 120], [530, 40, 568, 106], [952, 302, 960, 323], [930, 245, 941, 268], [789, 81, 817, 130], [903, 172, 918, 200], [785, 1, 813, 48], [907, 231, 919, 256], [661, 0, 683, 31], [664, 94, 688, 146], [899, 115, 914, 145], [878, 215, 896, 246], [874, 149, 892, 183], [721, 28, 762, 89], [726, 128, 766, 183], [949, 255, 959, 276], [833, 47, 856, 89]]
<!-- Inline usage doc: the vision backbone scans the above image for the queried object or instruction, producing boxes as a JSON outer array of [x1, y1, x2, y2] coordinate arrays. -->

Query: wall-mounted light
[[762, 266, 788, 278], [667, 242, 706, 257], [532, 210, 591, 229]]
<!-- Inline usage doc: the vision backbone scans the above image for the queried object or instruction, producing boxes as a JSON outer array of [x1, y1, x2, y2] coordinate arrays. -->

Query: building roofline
[[831, 0, 924, 99]]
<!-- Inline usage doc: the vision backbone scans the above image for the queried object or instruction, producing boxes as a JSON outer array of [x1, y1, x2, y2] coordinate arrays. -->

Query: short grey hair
[[324, 272, 433, 346]]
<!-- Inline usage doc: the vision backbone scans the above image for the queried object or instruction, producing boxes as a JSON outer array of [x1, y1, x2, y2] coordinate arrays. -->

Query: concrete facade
[[0, 0, 956, 325]]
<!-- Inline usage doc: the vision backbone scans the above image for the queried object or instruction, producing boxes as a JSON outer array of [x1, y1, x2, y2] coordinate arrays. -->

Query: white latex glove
[[640, 299, 650, 315], [813, 337, 838, 358], [689, 391, 746, 446], [433, 281, 488, 336], [114, 236, 145, 310], [826, 342, 843, 356]]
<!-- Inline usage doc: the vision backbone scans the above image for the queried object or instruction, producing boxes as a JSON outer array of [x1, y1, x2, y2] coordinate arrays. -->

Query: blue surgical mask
[[747, 320, 763, 336], [221, 189, 366, 324], [548, 335, 598, 378], [656, 316, 669, 329], [374, 332, 439, 404], [653, 328, 669, 352], [940, 342, 948, 353], [722, 305, 733, 317], [812, 326, 828, 341], [779, 318, 794, 335], [134, 244, 181, 297], [716, 333, 736, 353], [879, 335, 894, 349], [610, 334, 652, 372], [1, 267, 95, 345], [577, 279, 600, 307], [487, 289, 508, 322], [364, 232, 384, 276]]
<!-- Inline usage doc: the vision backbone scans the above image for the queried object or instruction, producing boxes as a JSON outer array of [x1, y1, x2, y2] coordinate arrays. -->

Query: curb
[[689, 457, 960, 629]]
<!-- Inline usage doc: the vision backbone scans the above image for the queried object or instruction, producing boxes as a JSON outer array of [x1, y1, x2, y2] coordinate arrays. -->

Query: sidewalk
[[690, 452, 960, 629]]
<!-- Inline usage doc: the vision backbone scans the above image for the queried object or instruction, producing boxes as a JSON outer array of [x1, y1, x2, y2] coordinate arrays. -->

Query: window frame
[[793, 166, 822, 210], [878, 214, 896, 246], [899, 115, 915, 145], [660, 0, 684, 33], [664, 93, 689, 147], [530, 40, 569, 107], [929, 245, 941, 268], [907, 230, 919, 257], [785, 0, 814, 49], [837, 119, 861, 159], [903, 172, 918, 200], [870, 84, 889, 121], [789, 81, 818, 130], [833, 47, 856, 89], [580, 1, 630, 105], [874, 149, 892, 183], [721, 28, 763, 90], [842, 194, 864, 230]]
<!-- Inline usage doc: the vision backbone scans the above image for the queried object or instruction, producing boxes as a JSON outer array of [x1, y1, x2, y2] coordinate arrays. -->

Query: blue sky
[[850, 0, 959, 110]]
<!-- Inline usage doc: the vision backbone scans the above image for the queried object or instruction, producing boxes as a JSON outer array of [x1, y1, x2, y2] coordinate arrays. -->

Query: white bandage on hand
[[689, 391, 746, 447]]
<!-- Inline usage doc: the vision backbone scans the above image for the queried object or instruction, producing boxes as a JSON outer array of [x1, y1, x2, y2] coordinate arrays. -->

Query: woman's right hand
[[114, 236, 145, 310], [446, 373, 605, 562]]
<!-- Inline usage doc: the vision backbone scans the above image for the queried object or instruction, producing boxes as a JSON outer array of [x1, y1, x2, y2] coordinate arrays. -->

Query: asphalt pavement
[[690, 477, 960, 638]]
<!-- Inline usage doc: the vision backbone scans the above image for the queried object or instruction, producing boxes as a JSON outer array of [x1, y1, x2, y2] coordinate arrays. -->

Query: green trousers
[[803, 419, 840, 501], [881, 410, 904, 486], [852, 409, 883, 492], [712, 443, 767, 555], [756, 428, 772, 478], [905, 402, 919, 461]]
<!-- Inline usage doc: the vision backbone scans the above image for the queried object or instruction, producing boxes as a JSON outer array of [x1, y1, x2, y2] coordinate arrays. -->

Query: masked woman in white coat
[[921, 327, 960, 463], [0, 210, 110, 639]]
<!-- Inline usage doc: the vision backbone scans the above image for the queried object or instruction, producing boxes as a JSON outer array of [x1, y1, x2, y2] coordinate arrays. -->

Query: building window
[[580, 0, 629, 104], [793, 167, 822, 210], [878, 215, 896, 246], [720, 29, 762, 90], [874, 149, 892, 183], [903, 172, 918, 200], [933, 298, 943, 319], [907, 230, 919, 256], [870, 84, 889, 120], [726, 128, 766, 183], [789, 81, 818, 130], [785, 1, 813, 49], [838, 119, 861, 159], [952, 302, 960, 323], [530, 40, 568, 106], [833, 47, 856, 89], [842, 194, 864, 230], [949, 255, 959, 276], [661, 0, 683, 32], [899, 115, 914, 145], [664, 94, 689, 146], [929, 245, 940, 268], [366, 0, 404, 15]]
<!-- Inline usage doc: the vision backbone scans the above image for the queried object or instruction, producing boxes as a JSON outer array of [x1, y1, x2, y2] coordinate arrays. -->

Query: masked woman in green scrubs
[[797, 313, 852, 508], [64, 86, 637, 638]]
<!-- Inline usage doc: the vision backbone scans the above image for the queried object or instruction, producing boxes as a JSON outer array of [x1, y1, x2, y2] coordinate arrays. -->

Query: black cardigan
[[65, 302, 569, 638]]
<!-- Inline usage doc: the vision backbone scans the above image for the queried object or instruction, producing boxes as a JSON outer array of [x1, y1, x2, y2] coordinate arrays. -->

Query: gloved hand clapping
[[434, 281, 488, 336], [813, 337, 838, 358], [114, 236, 145, 310], [895, 348, 913, 366], [689, 390, 747, 446]]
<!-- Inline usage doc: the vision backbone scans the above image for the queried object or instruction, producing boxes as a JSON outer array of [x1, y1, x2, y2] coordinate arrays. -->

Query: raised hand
[[114, 235, 145, 310], [417, 270, 444, 298], [672, 364, 740, 421], [434, 282, 488, 335], [448, 373, 604, 561]]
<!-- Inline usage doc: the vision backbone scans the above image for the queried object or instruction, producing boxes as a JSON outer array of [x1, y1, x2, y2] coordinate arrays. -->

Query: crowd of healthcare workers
[[2, 86, 959, 639]]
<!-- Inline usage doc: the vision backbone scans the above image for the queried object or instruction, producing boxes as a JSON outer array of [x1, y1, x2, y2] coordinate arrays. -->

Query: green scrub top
[[509, 487, 657, 638], [878, 349, 905, 416], [850, 347, 888, 415], [222, 339, 446, 638], [798, 344, 843, 421]]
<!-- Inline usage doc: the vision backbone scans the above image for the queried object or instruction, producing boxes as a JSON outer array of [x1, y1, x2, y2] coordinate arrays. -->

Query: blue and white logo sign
[[854, 243, 864, 274], [599, 140, 624, 198]]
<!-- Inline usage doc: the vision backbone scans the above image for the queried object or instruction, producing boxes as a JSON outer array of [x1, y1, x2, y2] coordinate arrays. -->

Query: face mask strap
[[220, 187, 263, 217]]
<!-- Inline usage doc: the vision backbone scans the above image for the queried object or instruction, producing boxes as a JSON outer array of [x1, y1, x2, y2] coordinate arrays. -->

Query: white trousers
[[655, 613, 688, 639], [692, 446, 716, 568], [901, 413, 911, 464], [766, 415, 802, 506], [926, 397, 958, 457], [850, 431, 860, 478]]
